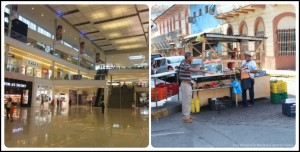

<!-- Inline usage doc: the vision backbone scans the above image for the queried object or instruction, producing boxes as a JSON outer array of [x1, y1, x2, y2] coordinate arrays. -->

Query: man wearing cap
[[179, 52, 210, 123], [240, 51, 259, 107]]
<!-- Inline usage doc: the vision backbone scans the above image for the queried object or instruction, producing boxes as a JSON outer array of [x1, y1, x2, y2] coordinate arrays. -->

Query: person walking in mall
[[178, 52, 209, 123], [56, 98, 60, 108], [5, 97, 13, 121], [240, 51, 259, 107], [6, 97, 14, 122], [69, 98, 72, 108]]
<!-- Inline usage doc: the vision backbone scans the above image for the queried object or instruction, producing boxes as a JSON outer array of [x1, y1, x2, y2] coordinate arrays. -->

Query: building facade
[[215, 4, 296, 70], [151, 5, 190, 56]]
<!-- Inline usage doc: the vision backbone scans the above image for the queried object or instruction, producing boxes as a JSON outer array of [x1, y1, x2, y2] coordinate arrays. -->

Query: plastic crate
[[270, 80, 287, 93], [156, 83, 179, 96], [270, 92, 288, 104], [151, 87, 167, 101], [208, 97, 234, 111], [282, 102, 296, 117]]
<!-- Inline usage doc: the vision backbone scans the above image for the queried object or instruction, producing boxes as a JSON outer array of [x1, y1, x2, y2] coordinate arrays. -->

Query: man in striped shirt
[[179, 52, 208, 123]]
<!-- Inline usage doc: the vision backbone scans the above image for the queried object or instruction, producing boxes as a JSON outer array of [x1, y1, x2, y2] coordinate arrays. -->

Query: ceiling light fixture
[[129, 55, 145, 60]]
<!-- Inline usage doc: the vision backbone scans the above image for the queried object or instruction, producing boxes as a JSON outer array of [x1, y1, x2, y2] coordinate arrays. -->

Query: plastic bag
[[231, 79, 242, 94]]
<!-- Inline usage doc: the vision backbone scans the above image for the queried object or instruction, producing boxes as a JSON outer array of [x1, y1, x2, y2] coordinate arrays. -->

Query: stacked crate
[[156, 83, 179, 96], [270, 80, 288, 104], [151, 87, 168, 101]]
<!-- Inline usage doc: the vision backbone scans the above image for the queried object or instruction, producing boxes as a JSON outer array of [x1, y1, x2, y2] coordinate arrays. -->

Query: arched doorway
[[227, 25, 233, 51], [254, 17, 265, 61], [239, 21, 248, 59], [273, 12, 296, 70]]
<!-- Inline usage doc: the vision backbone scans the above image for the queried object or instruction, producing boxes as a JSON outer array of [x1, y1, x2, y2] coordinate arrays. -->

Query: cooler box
[[282, 98, 296, 117]]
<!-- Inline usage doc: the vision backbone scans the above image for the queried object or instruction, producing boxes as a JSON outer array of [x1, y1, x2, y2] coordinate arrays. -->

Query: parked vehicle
[[151, 54, 162, 74], [153, 56, 185, 74]]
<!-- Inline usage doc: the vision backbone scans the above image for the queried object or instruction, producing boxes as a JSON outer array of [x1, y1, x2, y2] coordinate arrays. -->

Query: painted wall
[[190, 4, 221, 34], [218, 4, 296, 70], [190, 4, 222, 52], [156, 5, 190, 36]]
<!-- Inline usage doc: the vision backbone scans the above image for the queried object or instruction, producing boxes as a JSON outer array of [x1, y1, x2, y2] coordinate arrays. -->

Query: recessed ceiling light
[[32, 7, 34, 10], [41, 14, 43, 17]]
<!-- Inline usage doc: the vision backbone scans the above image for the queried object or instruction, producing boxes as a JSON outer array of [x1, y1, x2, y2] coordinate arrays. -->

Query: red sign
[[42, 68, 48, 75]]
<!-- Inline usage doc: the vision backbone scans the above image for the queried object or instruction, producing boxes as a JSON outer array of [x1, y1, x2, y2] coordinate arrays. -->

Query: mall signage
[[27, 60, 38, 67], [5, 82, 26, 88]]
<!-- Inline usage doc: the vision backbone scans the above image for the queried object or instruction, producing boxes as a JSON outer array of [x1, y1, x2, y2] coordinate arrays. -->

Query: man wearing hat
[[240, 51, 259, 107]]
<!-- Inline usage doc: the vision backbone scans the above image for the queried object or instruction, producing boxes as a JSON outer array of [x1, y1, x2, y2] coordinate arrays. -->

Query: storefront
[[136, 92, 149, 107], [4, 78, 33, 107], [6, 53, 22, 73], [35, 84, 53, 106], [22, 59, 42, 78]]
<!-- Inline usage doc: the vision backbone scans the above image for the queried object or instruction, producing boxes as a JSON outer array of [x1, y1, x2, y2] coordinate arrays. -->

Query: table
[[191, 73, 239, 107]]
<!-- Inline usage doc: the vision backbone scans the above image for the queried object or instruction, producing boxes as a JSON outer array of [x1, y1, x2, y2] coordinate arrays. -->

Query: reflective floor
[[4, 105, 149, 147]]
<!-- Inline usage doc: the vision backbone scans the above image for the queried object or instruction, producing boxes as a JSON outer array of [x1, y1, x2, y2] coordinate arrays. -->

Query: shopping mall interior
[[3, 3, 149, 147]]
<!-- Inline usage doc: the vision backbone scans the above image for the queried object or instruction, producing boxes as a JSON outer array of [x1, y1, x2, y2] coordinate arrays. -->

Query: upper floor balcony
[[5, 28, 95, 71]]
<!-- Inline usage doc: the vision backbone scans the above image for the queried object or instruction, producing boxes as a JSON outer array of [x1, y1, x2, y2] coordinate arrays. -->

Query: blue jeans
[[242, 78, 255, 106]]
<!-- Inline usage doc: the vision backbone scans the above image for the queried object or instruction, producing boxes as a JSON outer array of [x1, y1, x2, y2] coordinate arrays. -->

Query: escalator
[[93, 69, 108, 107], [108, 87, 134, 109]]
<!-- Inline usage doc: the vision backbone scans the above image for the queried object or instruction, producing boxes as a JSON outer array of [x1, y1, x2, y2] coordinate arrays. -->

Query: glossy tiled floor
[[4, 105, 149, 147]]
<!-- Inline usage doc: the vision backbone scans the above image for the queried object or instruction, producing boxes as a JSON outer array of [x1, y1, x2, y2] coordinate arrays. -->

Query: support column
[[110, 75, 113, 89], [202, 39, 206, 60], [5, 44, 10, 71], [8, 5, 13, 37], [51, 61, 55, 80], [105, 57, 107, 69], [104, 86, 108, 107], [52, 18, 57, 55], [78, 37, 82, 67], [51, 61, 55, 101]]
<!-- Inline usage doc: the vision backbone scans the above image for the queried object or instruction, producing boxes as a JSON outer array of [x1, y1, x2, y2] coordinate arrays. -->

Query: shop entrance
[[4, 78, 32, 107], [136, 92, 149, 107]]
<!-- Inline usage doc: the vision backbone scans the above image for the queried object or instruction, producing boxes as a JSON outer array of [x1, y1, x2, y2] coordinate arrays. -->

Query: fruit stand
[[184, 32, 270, 108]]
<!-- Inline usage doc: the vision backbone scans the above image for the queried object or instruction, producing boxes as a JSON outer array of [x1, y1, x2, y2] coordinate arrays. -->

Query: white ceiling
[[12, 4, 149, 67], [48, 4, 149, 56]]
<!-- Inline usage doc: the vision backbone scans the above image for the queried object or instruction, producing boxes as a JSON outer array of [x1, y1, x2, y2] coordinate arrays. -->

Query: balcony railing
[[5, 28, 94, 70]]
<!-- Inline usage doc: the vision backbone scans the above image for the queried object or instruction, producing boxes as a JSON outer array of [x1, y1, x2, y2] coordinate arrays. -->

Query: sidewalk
[[151, 98, 296, 148]]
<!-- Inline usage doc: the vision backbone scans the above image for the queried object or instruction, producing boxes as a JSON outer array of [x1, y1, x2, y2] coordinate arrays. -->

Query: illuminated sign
[[5, 82, 27, 88], [27, 60, 38, 67]]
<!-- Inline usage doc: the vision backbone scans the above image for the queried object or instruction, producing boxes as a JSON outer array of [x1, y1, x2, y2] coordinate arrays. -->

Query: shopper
[[5, 97, 13, 120], [41, 96, 44, 109], [69, 98, 72, 108], [56, 98, 60, 108], [178, 52, 209, 123], [101, 101, 105, 114], [240, 51, 259, 107], [6, 97, 14, 122]]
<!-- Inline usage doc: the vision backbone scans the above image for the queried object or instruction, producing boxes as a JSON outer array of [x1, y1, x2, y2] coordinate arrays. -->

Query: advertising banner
[[80, 42, 85, 54], [96, 53, 100, 63], [56, 25, 62, 42]]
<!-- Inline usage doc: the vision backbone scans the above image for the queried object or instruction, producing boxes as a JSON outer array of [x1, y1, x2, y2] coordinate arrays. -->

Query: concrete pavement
[[151, 98, 296, 148]]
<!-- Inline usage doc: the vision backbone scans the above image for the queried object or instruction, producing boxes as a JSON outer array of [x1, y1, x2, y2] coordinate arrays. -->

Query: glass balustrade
[[5, 28, 94, 70]]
